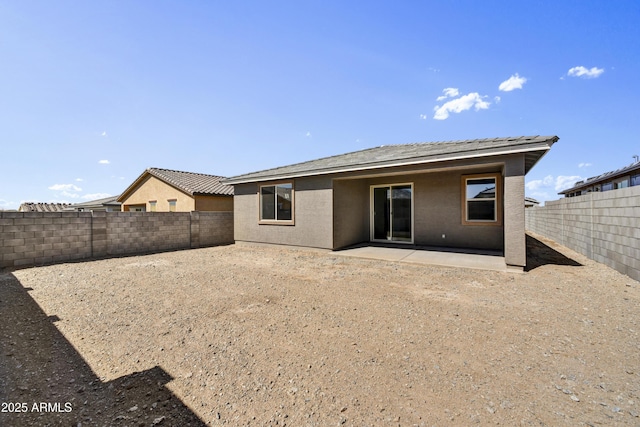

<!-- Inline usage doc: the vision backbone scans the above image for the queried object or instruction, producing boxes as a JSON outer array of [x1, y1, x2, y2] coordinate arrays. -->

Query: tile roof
[[223, 135, 558, 184], [558, 160, 640, 194], [19, 202, 72, 212], [67, 195, 121, 210], [118, 168, 234, 202]]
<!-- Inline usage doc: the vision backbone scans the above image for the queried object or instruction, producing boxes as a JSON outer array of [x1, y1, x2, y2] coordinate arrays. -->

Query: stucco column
[[503, 155, 526, 268]]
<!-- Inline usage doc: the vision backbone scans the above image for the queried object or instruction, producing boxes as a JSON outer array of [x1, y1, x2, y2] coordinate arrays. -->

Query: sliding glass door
[[371, 184, 413, 243]]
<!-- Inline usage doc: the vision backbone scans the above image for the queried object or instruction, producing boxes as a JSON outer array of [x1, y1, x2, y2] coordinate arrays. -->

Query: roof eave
[[223, 141, 554, 185]]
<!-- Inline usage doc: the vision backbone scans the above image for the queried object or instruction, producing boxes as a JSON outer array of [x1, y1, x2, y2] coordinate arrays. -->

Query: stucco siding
[[233, 177, 333, 249], [503, 154, 526, 267], [195, 195, 234, 212], [333, 169, 503, 251], [120, 176, 195, 212], [333, 179, 369, 249]]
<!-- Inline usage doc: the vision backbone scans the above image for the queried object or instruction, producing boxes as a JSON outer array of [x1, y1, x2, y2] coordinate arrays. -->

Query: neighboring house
[[559, 157, 640, 197], [117, 168, 234, 212], [223, 135, 558, 270], [19, 202, 72, 212], [66, 195, 121, 212], [524, 197, 540, 208]]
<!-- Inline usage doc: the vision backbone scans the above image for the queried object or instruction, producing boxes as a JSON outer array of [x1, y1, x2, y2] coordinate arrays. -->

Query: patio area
[[335, 244, 509, 272]]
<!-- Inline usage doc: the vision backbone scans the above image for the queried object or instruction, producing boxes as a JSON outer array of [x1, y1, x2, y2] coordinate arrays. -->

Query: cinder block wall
[[1, 211, 234, 269], [525, 186, 640, 282], [0, 212, 92, 267], [192, 211, 234, 248]]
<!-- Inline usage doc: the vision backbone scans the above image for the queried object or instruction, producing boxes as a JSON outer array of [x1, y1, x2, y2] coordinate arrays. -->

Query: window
[[149, 201, 157, 212], [260, 183, 293, 223], [601, 182, 614, 191], [462, 173, 501, 225], [631, 174, 640, 187], [614, 178, 629, 189], [168, 199, 176, 212]]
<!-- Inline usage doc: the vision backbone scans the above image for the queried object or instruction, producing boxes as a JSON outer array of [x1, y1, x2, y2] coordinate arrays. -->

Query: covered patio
[[334, 243, 509, 272]]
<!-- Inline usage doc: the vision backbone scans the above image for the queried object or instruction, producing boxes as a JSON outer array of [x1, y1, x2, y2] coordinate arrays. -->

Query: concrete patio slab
[[335, 246, 508, 272]]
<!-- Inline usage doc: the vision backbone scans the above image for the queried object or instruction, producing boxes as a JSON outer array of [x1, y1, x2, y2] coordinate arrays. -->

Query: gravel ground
[[1, 233, 639, 426]]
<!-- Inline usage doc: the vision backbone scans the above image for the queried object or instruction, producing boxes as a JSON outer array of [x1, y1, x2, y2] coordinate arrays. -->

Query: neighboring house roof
[[524, 197, 540, 206], [117, 168, 234, 202], [558, 159, 640, 195], [223, 135, 559, 185], [19, 202, 72, 212], [66, 195, 121, 211]]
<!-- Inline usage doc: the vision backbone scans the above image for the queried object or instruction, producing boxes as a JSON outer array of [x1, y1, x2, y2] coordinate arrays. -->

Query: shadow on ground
[[0, 273, 206, 427], [525, 234, 582, 272]]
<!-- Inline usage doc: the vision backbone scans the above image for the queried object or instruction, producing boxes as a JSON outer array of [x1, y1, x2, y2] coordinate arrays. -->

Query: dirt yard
[[1, 233, 639, 426]]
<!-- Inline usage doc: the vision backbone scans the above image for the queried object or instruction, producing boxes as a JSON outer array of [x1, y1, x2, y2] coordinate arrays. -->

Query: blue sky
[[1, 1, 639, 209]]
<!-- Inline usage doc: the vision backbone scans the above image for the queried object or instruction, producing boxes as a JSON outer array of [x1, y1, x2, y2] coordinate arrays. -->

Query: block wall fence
[[0, 211, 233, 269], [525, 186, 640, 282]]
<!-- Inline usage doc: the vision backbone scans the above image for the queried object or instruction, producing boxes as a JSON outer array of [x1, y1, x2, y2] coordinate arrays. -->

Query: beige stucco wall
[[120, 175, 233, 212], [195, 195, 234, 212], [120, 175, 195, 212], [233, 176, 333, 249]]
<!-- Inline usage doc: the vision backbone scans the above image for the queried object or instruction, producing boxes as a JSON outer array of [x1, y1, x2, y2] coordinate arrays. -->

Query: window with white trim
[[260, 183, 293, 222], [462, 174, 501, 225]]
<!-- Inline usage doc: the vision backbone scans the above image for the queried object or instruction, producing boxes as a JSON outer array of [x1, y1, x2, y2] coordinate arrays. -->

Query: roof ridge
[[148, 167, 226, 179]]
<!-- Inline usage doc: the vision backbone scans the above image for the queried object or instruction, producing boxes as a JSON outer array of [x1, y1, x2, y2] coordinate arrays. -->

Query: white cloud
[[82, 193, 112, 200], [555, 175, 583, 192], [419, 114, 428, 120], [0, 199, 16, 210], [567, 66, 604, 79], [98, 159, 110, 164], [305, 131, 311, 137], [578, 162, 592, 168], [60, 191, 80, 199], [525, 175, 554, 191], [76, 178, 83, 182], [436, 87, 460, 101], [526, 174, 583, 193], [494, 96, 501, 103], [101, 131, 107, 137], [48, 184, 82, 192], [433, 92, 490, 120], [499, 73, 527, 92]]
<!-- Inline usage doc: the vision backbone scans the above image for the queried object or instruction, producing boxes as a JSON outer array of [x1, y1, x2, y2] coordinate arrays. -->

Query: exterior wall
[[233, 176, 334, 249], [120, 175, 195, 212], [0, 211, 233, 269], [526, 186, 640, 282], [503, 154, 526, 267], [333, 168, 504, 251], [232, 153, 528, 266], [195, 195, 234, 212], [333, 179, 369, 249]]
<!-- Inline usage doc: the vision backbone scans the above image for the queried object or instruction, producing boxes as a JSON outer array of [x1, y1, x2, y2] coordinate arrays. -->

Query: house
[[117, 168, 234, 212], [524, 197, 540, 208], [559, 157, 640, 197], [223, 135, 559, 270], [19, 202, 72, 212], [66, 195, 121, 212]]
